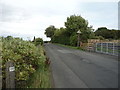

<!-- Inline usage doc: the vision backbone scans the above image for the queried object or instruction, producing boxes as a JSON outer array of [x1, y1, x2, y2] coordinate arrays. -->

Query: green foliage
[[70, 34, 77, 46], [64, 15, 93, 43], [5, 36, 13, 40], [89, 32, 96, 39], [1, 36, 44, 88], [44, 15, 94, 46], [95, 27, 119, 39], [65, 15, 88, 35], [51, 28, 70, 45], [33, 37, 43, 46], [27, 45, 51, 88], [95, 36, 104, 40], [44, 15, 119, 48], [44, 25, 56, 38]]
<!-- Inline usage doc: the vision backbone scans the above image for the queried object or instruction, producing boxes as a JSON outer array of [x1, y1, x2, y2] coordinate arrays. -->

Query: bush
[[70, 34, 77, 46], [52, 36, 70, 45], [1, 37, 43, 88], [33, 38, 43, 46]]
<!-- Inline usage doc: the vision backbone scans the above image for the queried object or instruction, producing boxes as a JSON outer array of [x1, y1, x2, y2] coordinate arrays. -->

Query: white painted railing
[[95, 42, 119, 56]]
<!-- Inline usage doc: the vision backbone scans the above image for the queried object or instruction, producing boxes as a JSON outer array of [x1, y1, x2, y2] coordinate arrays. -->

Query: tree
[[95, 27, 108, 38], [33, 38, 43, 46], [65, 15, 88, 35], [33, 36, 36, 42], [51, 27, 70, 45], [95, 27, 119, 39], [64, 15, 92, 43], [5, 36, 13, 40], [44, 25, 56, 38], [70, 34, 77, 46]]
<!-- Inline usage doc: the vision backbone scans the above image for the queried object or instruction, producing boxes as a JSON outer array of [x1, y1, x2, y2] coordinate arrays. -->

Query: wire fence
[[95, 42, 120, 56]]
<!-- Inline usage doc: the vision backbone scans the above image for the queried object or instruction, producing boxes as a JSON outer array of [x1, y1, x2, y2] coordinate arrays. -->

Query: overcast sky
[[0, 0, 119, 41]]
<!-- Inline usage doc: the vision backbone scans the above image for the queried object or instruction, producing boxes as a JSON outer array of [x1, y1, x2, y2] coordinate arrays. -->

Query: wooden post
[[77, 33, 80, 47], [6, 61, 15, 88], [0, 66, 2, 89]]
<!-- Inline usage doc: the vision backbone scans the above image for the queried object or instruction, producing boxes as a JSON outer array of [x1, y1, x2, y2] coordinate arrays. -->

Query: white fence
[[95, 42, 119, 56]]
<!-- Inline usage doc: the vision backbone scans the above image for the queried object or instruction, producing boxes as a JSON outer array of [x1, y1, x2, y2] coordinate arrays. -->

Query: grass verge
[[54, 43, 84, 51], [26, 45, 51, 88]]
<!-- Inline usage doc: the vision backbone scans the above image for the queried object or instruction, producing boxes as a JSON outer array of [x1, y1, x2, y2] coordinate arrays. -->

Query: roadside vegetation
[[1, 36, 51, 88], [27, 45, 51, 88], [44, 15, 119, 48], [55, 43, 85, 51]]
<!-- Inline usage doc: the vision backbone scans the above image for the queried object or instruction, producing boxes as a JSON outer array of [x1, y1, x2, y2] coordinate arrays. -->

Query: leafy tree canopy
[[33, 37, 43, 46], [95, 27, 119, 39], [65, 15, 88, 35], [44, 25, 56, 38]]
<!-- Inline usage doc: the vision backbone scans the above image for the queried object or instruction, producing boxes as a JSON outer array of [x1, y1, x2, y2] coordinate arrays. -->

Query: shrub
[[33, 38, 43, 46], [1, 37, 43, 88]]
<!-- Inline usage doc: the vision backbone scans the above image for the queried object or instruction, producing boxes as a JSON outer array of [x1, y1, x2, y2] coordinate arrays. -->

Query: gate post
[[96, 43, 97, 52], [6, 61, 15, 88], [0, 64, 2, 89]]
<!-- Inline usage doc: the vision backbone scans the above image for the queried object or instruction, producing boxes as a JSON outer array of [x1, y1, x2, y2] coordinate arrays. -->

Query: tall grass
[[26, 45, 51, 88]]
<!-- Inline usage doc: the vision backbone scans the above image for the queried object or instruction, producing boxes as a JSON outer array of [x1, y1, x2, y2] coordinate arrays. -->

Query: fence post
[[96, 43, 97, 52], [6, 61, 15, 88], [113, 43, 115, 55], [106, 43, 108, 54], [0, 64, 2, 89], [101, 43, 103, 53]]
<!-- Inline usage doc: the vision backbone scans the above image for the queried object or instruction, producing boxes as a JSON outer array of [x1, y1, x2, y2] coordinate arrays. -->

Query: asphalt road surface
[[44, 43, 118, 88]]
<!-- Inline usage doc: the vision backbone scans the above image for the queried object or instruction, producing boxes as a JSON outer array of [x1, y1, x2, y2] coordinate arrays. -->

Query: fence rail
[[95, 42, 119, 56]]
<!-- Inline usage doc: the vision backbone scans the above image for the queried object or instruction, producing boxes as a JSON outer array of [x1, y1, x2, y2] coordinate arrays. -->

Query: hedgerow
[[1, 36, 44, 88]]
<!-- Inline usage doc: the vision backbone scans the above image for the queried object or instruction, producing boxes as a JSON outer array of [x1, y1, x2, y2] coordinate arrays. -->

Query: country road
[[44, 43, 118, 88]]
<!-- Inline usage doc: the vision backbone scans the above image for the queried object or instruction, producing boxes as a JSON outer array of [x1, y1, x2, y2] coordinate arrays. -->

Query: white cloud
[[0, 0, 118, 41]]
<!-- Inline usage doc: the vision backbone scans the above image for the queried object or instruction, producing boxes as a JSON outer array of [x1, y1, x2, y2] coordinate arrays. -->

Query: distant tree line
[[32, 36, 43, 46], [44, 15, 119, 47], [95, 27, 120, 40]]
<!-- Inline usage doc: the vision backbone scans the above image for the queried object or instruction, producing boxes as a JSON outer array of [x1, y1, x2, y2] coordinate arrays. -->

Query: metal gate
[[95, 42, 119, 56]]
